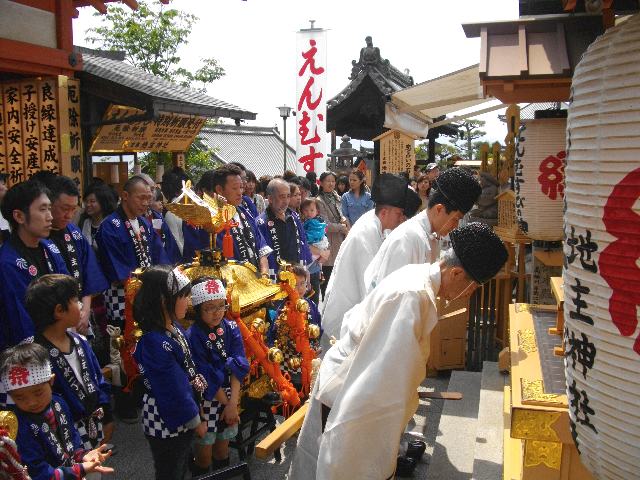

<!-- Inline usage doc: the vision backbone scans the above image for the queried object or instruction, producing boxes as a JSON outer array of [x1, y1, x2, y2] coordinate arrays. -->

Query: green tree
[[87, 1, 226, 181], [450, 119, 487, 160], [86, 1, 225, 89]]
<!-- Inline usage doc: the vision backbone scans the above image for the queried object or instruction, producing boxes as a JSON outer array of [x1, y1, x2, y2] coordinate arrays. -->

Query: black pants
[[146, 430, 194, 480], [309, 271, 321, 305], [321, 265, 333, 298]]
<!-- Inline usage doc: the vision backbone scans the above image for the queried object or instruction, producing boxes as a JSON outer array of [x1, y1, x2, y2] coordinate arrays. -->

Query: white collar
[[417, 210, 439, 240], [428, 262, 441, 296]]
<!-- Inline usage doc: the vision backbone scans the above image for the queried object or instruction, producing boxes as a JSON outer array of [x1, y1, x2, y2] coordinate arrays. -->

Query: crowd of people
[[0, 159, 509, 480]]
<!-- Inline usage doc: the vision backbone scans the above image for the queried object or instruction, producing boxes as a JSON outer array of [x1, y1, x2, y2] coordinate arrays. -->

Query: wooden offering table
[[504, 303, 593, 480]]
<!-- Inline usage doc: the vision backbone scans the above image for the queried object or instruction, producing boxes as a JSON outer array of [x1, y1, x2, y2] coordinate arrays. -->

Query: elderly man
[[320, 174, 420, 351], [289, 223, 508, 479], [256, 178, 312, 280]]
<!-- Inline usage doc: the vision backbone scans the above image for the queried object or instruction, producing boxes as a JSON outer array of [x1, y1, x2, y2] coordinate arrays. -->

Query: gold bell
[[296, 298, 310, 313], [252, 318, 268, 334], [288, 356, 302, 370], [133, 328, 143, 342], [0, 411, 19, 440], [308, 324, 321, 339], [112, 336, 124, 350], [268, 347, 284, 364]]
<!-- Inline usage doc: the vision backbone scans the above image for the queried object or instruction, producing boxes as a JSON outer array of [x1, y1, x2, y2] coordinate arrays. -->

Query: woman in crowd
[[416, 173, 431, 212], [336, 175, 349, 196], [341, 169, 374, 226], [80, 183, 118, 252], [289, 182, 302, 215], [245, 170, 266, 215], [315, 171, 349, 297]]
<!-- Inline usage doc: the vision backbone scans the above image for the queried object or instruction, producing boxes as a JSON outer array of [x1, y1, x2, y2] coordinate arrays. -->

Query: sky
[[72, 0, 520, 150]]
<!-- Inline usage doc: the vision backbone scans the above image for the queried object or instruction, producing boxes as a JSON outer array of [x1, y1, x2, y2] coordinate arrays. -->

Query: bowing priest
[[289, 223, 508, 479], [0, 180, 69, 350], [320, 174, 421, 351], [43, 175, 109, 336], [95, 175, 170, 330], [363, 167, 481, 296], [210, 164, 272, 276]]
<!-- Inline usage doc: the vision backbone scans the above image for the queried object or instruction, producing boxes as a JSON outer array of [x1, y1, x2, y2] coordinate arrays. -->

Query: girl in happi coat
[[187, 277, 249, 475], [132, 265, 208, 480]]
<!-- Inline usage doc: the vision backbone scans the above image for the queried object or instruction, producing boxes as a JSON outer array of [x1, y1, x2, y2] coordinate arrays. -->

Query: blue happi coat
[[242, 194, 259, 218], [149, 209, 182, 265], [0, 238, 69, 349], [182, 222, 211, 263], [186, 318, 249, 402], [52, 223, 109, 297], [255, 208, 312, 279], [95, 211, 170, 284], [14, 394, 86, 480], [40, 332, 111, 422], [215, 205, 271, 266], [133, 324, 200, 432]]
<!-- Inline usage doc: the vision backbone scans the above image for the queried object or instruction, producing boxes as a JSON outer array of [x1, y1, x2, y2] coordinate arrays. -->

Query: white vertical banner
[[295, 27, 327, 175]]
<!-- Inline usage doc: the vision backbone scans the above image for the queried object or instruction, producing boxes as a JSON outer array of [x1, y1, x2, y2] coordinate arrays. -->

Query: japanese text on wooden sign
[[90, 105, 206, 153], [377, 130, 415, 175], [1, 78, 64, 186], [296, 28, 327, 175]]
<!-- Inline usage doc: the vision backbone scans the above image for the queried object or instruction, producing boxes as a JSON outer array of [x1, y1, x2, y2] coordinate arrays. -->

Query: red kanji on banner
[[538, 151, 566, 200], [298, 111, 322, 146], [298, 40, 325, 77], [297, 77, 323, 111], [8, 365, 30, 386], [206, 280, 221, 294], [298, 146, 324, 172], [599, 167, 640, 354]]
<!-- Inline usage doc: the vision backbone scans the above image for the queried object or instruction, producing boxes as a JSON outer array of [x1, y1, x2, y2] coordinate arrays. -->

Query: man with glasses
[[289, 223, 508, 479], [42, 175, 109, 336]]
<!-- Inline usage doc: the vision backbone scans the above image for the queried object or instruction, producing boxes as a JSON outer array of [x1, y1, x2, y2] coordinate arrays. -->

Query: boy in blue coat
[[27, 274, 113, 450], [0, 180, 69, 351], [187, 277, 249, 475], [1, 343, 112, 480]]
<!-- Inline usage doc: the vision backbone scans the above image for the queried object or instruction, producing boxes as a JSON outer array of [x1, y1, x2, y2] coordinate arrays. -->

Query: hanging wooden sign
[[90, 105, 206, 153], [38, 78, 60, 174], [373, 129, 416, 176]]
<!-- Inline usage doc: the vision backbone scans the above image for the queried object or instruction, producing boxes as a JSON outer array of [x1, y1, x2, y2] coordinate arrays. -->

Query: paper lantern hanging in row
[[514, 115, 566, 241], [564, 13, 640, 480]]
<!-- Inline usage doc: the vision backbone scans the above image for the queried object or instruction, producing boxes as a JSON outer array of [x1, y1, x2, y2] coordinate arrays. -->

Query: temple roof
[[327, 36, 414, 110], [77, 47, 256, 121]]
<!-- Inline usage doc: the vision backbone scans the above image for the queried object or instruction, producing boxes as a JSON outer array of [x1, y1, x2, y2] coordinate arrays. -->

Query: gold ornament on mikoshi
[[308, 323, 321, 339], [267, 347, 284, 364], [0, 410, 18, 440], [295, 298, 310, 313], [252, 318, 268, 334], [288, 356, 302, 371]]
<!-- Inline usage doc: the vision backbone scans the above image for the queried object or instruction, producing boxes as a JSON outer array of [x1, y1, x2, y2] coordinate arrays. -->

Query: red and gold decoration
[[514, 116, 566, 241], [564, 13, 640, 479]]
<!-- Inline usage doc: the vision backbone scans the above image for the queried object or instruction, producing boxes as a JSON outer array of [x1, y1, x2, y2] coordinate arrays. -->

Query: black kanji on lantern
[[565, 226, 598, 272], [568, 379, 597, 437], [569, 278, 593, 325], [564, 328, 596, 379]]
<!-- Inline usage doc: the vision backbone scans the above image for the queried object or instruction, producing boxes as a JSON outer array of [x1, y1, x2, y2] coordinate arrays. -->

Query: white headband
[[191, 279, 226, 306], [167, 266, 190, 295], [2, 362, 52, 392]]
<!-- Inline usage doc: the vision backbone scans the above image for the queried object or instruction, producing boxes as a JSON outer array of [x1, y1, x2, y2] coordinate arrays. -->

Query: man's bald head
[[267, 178, 291, 218]]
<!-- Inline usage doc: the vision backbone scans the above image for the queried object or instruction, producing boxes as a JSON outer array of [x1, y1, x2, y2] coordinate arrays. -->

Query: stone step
[[425, 370, 482, 480], [472, 361, 507, 480]]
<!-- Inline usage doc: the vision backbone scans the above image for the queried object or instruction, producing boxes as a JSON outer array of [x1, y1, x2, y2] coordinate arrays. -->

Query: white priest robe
[[362, 209, 440, 297], [289, 263, 441, 480], [320, 209, 386, 350]]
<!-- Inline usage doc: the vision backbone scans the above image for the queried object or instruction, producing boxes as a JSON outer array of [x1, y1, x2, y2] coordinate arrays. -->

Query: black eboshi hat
[[431, 167, 481, 214], [449, 222, 508, 284]]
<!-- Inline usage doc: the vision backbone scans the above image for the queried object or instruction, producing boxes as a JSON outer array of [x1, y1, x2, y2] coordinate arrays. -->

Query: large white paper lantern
[[514, 116, 566, 240], [564, 13, 640, 480]]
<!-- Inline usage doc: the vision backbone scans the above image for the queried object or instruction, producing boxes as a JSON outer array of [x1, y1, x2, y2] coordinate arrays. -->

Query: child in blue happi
[[27, 274, 113, 451], [268, 264, 323, 383], [187, 277, 249, 475], [1, 343, 113, 480], [132, 265, 207, 480]]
